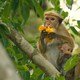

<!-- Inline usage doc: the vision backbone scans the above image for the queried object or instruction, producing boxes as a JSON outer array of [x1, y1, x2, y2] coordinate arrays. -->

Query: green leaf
[[19, 70, 30, 80], [64, 55, 80, 72], [0, 34, 2, 39], [70, 27, 79, 35], [66, 0, 73, 6], [61, 11, 68, 18], [51, 0, 59, 6], [21, 1, 30, 24], [72, 48, 80, 55], [1, 37, 10, 47], [56, 75, 65, 80], [7, 46, 16, 59], [12, 46, 23, 60], [0, 22, 10, 34], [77, 20, 80, 27], [38, 74, 54, 80], [31, 67, 43, 79], [38, 73, 45, 80], [43, 76, 54, 80], [10, 20, 24, 33], [17, 65, 29, 71], [1, 1, 11, 22], [31, 0, 44, 19], [11, 0, 19, 14], [26, 0, 34, 8], [51, 0, 61, 12]]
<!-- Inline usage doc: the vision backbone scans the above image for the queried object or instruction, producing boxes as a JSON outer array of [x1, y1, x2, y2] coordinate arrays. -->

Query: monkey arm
[[58, 34, 74, 48], [49, 32, 74, 54], [37, 31, 47, 53], [57, 24, 74, 49], [57, 35, 74, 54], [56, 35, 75, 79], [50, 32, 74, 47]]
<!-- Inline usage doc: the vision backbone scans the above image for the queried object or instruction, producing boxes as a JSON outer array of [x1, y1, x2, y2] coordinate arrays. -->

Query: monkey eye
[[45, 17, 49, 20], [51, 18, 55, 20]]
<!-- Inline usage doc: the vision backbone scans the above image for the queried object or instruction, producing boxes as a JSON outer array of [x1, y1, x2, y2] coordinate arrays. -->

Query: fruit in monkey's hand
[[39, 25, 56, 33]]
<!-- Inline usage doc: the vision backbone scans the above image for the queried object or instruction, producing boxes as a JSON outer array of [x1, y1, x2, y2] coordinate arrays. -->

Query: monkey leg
[[57, 54, 75, 80]]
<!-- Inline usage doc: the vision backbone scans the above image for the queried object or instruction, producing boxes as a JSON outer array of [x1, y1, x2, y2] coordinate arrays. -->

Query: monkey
[[37, 11, 75, 80]]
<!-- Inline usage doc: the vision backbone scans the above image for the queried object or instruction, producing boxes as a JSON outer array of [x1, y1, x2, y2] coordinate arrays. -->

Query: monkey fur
[[37, 11, 75, 80]]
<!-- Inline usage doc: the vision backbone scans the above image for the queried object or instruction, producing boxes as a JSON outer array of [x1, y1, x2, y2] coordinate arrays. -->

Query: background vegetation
[[0, 0, 80, 80]]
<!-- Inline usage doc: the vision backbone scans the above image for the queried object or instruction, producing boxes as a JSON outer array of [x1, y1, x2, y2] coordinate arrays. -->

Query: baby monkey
[[37, 11, 74, 80]]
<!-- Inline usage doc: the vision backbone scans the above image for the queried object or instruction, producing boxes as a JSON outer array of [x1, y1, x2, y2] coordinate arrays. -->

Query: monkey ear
[[58, 18, 63, 24]]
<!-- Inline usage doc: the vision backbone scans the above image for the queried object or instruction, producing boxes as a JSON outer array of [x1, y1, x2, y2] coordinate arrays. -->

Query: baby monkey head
[[44, 11, 63, 29]]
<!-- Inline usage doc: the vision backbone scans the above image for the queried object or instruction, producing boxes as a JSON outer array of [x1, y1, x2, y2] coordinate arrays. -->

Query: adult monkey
[[37, 11, 75, 80]]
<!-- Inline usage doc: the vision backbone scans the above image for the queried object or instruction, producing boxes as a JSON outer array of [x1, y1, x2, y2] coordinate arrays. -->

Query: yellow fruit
[[38, 25, 46, 31], [46, 27, 55, 33], [38, 25, 55, 33]]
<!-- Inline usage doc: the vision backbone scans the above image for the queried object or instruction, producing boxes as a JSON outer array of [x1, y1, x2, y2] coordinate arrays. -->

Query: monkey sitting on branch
[[37, 11, 75, 80]]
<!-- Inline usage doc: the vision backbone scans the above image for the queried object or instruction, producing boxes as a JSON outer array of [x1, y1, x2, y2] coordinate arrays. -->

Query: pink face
[[44, 14, 59, 29]]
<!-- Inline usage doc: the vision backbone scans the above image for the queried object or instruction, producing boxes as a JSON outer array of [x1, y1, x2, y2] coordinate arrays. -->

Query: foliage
[[64, 54, 80, 72], [0, 0, 80, 80], [56, 75, 65, 80]]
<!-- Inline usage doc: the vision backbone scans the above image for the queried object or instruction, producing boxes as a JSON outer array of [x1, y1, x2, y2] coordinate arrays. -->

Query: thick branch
[[0, 42, 21, 80], [0, 22, 60, 78]]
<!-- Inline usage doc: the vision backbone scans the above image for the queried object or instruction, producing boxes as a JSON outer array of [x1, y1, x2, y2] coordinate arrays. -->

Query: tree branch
[[0, 42, 21, 80], [0, 22, 60, 78]]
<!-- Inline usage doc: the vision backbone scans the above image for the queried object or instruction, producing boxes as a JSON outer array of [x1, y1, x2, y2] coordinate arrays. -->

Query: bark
[[0, 42, 21, 80]]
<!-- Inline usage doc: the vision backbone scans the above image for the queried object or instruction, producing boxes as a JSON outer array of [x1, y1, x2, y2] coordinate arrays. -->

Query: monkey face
[[44, 12, 63, 29], [44, 15, 58, 28]]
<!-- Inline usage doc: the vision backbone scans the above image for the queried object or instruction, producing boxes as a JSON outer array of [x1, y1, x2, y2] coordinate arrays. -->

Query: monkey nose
[[48, 24, 50, 26], [46, 23, 51, 26], [48, 24, 52, 27]]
